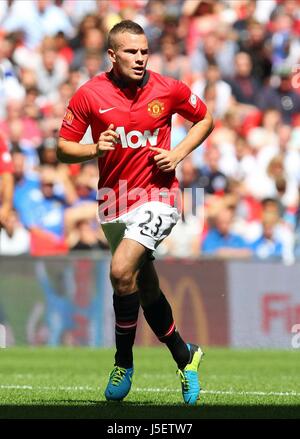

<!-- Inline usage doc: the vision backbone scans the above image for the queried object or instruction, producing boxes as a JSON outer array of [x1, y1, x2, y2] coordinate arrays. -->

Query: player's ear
[[108, 48, 116, 63]]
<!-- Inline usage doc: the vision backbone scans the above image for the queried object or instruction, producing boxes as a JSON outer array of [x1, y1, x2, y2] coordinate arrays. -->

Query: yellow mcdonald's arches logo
[[139, 276, 209, 346]]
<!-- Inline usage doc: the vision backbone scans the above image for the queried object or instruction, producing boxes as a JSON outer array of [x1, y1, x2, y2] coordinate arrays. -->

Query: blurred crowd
[[0, 0, 300, 262]]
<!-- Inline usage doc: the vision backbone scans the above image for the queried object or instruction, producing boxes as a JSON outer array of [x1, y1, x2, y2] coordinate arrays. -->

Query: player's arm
[[57, 124, 119, 164], [168, 109, 214, 162], [150, 109, 214, 172], [0, 172, 14, 227], [57, 137, 99, 164]]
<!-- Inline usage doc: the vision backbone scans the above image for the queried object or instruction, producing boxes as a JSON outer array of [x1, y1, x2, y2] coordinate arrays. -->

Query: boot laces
[[177, 369, 189, 392], [110, 366, 127, 385]]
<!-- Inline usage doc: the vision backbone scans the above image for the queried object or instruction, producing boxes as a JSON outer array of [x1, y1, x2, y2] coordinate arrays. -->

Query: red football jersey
[[59, 70, 207, 220], [0, 135, 13, 174]]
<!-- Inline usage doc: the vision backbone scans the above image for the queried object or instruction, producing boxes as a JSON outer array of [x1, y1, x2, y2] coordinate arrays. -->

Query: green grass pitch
[[0, 347, 299, 419]]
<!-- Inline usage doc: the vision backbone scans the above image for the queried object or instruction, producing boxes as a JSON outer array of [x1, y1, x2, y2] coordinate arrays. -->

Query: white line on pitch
[[136, 388, 300, 397], [0, 385, 299, 397]]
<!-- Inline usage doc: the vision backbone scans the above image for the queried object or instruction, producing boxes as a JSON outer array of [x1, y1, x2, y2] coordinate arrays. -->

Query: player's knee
[[110, 264, 135, 295]]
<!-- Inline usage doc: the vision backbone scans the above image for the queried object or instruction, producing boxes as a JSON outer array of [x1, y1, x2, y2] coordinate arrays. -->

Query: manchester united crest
[[63, 109, 74, 125], [147, 100, 165, 118]]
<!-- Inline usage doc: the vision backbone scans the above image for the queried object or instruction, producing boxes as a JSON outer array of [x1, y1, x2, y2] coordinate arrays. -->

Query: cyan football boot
[[177, 343, 204, 405], [104, 366, 133, 401]]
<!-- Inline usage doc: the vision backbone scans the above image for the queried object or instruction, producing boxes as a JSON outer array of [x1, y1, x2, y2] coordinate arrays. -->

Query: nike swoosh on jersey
[[99, 107, 116, 114]]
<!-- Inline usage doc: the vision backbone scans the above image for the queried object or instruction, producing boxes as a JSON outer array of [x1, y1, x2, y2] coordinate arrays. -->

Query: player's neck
[[109, 69, 147, 90]]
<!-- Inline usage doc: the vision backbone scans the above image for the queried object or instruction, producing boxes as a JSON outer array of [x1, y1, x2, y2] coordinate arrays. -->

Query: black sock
[[113, 292, 140, 369], [142, 291, 190, 369]]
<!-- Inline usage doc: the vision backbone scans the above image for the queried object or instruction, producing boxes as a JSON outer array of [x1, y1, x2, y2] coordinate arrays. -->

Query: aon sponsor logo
[[116, 127, 159, 149]]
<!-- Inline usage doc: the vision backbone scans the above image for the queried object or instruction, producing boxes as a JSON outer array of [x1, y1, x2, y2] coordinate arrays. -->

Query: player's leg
[[101, 228, 147, 401], [109, 238, 147, 369], [137, 260, 190, 369], [123, 201, 194, 371], [138, 260, 204, 405]]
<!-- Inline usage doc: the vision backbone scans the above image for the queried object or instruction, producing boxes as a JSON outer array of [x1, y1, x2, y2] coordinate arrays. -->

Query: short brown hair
[[108, 20, 145, 50]]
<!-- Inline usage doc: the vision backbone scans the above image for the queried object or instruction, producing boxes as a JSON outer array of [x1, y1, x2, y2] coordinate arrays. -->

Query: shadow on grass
[[0, 402, 299, 419]]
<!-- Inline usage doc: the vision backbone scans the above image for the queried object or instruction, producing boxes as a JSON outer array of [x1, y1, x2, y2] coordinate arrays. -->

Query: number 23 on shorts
[[138, 210, 162, 237]]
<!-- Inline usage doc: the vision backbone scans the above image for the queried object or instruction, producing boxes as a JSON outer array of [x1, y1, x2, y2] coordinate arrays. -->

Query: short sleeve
[[59, 86, 91, 142], [171, 80, 207, 123]]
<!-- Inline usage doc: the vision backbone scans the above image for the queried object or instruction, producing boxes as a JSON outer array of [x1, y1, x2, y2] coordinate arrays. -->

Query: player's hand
[[96, 124, 119, 157], [149, 147, 180, 172]]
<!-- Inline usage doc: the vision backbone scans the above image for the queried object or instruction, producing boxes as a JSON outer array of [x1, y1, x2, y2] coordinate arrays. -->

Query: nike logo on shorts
[[99, 107, 116, 114]]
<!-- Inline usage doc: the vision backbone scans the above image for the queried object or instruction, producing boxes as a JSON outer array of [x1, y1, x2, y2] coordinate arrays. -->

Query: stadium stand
[[0, 0, 300, 263]]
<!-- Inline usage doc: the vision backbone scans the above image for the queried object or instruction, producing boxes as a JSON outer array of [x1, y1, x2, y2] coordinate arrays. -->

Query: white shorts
[[101, 201, 180, 253]]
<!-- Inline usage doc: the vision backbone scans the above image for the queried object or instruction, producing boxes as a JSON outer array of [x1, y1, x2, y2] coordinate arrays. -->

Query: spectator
[[191, 31, 237, 79], [233, 1, 259, 36], [179, 159, 200, 191], [245, 154, 298, 207], [250, 211, 283, 259], [12, 148, 40, 216], [71, 27, 108, 71], [237, 197, 295, 262], [68, 13, 102, 52], [79, 50, 106, 82], [157, 191, 203, 258], [54, 31, 74, 65], [192, 62, 233, 119], [0, 98, 42, 150], [38, 137, 59, 166], [144, 0, 166, 53], [1, 0, 74, 49], [278, 125, 300, 183], [35, 37, 68, 97], [238, 19, 273, 85], [199, 145, 229, 196], [219, 135, 256, 181], [0, 33, 25, 118], [270, 12, 300, 69], [246, 108, 281, 173], [73, 171, 97, 203], [16, 165, 69, 239], [70, 219, 108, 251], [61, 1, 97, 28], [225, 52, 260, 106], [258, 67, 300, 124], [0, 209, 30, 255], [202, 206, 251, 257], [148, 34, 192, 81]]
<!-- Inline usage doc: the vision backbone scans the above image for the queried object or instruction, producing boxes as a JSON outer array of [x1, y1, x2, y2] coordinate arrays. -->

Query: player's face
[[109, 32, 149, 83]]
